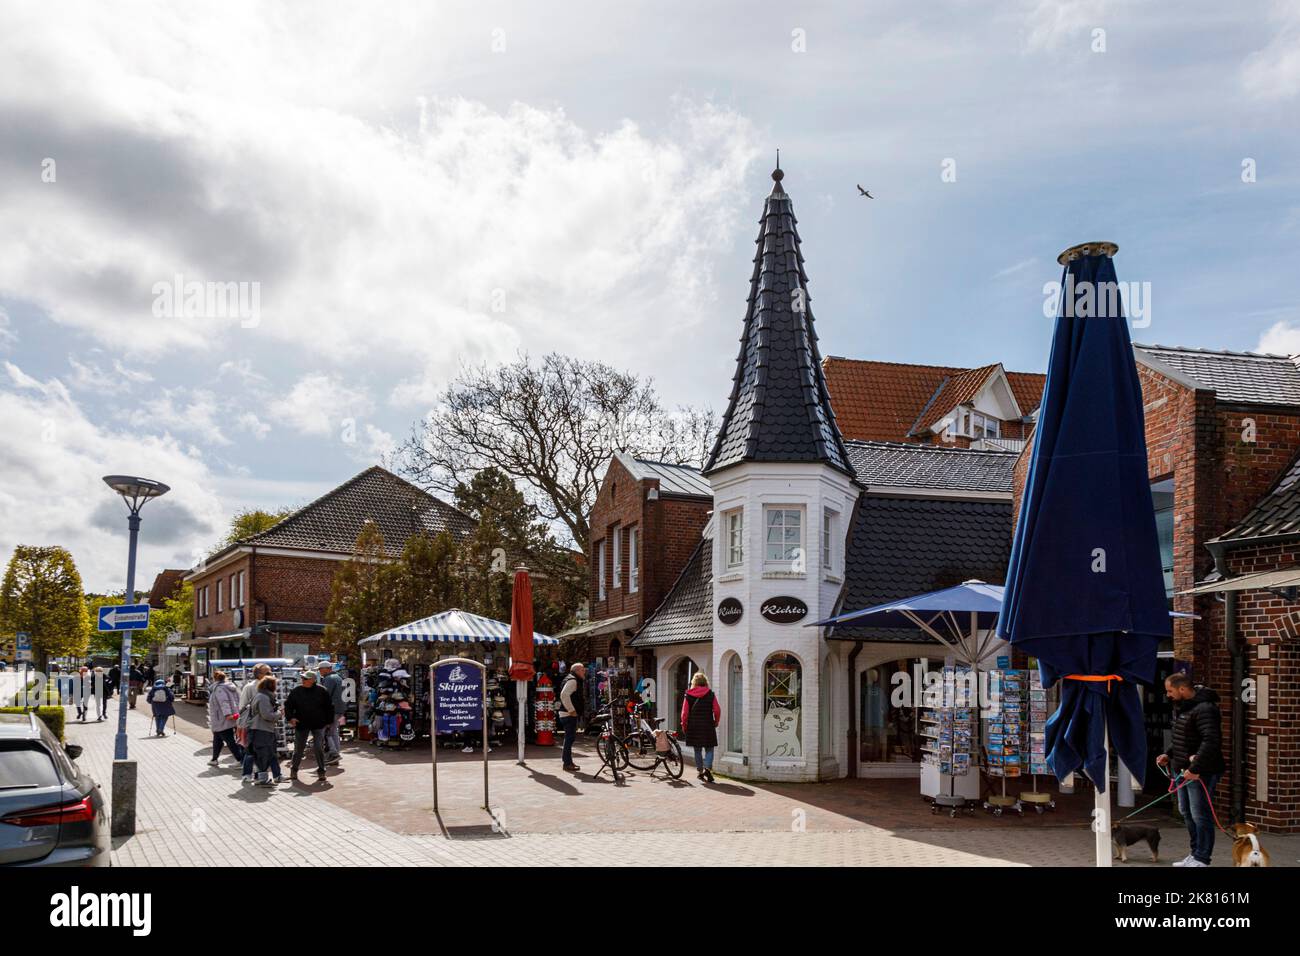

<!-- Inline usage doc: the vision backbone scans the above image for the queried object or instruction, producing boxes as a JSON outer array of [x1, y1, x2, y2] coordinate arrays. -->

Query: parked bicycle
[[621, 700, 684, 779]]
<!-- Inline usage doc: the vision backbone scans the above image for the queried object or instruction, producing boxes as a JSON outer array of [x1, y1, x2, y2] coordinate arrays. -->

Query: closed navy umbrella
[[997, 242, 1169, 866]]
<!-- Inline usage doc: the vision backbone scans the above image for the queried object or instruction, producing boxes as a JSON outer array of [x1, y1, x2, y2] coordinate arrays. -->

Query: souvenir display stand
[[1018, 667, 1056, 812], [983, 668, 1025, 815], [213, 658, 300, 757], [920, 662, 979, 815], [534, 674, 556, 745]]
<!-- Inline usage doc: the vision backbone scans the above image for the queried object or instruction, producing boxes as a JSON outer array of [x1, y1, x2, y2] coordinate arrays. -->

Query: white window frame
[[764, 506, 804, 565], [597, 539, 607, 601], [725, 509, 745, 569], [613, 526, 623, 588], [628, 526, 639, 593], [217, 578, 224, 612], [233, 571, 244, 607], [822, 507, 836, 573]]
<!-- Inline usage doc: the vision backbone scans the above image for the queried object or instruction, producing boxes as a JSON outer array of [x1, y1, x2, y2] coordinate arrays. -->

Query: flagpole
[[1095, 723, 1112, 867]]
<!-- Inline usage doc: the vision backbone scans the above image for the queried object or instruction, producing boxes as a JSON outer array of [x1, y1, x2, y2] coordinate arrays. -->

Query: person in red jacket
[[681, 673, 721, 783]]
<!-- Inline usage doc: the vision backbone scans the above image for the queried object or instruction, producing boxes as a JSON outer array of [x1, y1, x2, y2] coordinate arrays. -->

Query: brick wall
[[191, 555, 252, 639]]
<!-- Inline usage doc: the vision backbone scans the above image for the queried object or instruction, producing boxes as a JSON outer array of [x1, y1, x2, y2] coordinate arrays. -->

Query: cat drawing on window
[[763, 705, 801, 758]]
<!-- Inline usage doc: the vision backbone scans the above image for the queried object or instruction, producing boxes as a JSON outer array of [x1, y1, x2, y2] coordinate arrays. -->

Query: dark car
[[0, 712, 108, 866]]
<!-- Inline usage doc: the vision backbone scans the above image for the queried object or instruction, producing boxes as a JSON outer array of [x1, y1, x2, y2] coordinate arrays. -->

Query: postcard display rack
[[227, 663, 301, 757], [920, 662, 979, 815], [983, 669, 1056, 815]]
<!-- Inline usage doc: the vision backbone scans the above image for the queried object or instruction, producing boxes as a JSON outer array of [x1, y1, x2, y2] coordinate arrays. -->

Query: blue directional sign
[[97, 603, 152, 632]]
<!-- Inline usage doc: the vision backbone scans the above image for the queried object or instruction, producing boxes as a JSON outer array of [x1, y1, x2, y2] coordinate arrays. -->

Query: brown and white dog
[[1230, 823, 1270, 867], [1112, 823, 1161, 863]]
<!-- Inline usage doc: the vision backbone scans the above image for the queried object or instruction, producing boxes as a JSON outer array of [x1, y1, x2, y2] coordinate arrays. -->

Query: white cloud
[[1241, 2, 1300, 101], [1257, 320, 1300, 356], [0, 361, 226, 591], [270, 373, 372, 438], [124, 387, 233, 446], [236, 411, 270, 439], [67, 354, 153, 394], [0, 307, 14, 348]]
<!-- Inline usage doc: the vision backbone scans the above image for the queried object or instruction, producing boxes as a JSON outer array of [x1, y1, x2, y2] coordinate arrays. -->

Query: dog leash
[[1116, 766, 1233, 837]]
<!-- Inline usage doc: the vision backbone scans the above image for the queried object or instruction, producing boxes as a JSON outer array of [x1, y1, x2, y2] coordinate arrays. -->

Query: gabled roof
[[616, 454, 712, 498], [823, 356, 1045, 442], [630, 535, 713, 647], [147, 569, 186, 608], [239, 466, 474, 559], [1212, 452, 1300, 546], [704, 167, 853, 477], [1134, 344, 1300, 406], [845, 440, 1018, 494], [828, 495, 1013, 641]]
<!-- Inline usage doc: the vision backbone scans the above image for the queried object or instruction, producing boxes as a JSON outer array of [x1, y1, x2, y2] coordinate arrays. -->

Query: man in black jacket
[[285, 671, 334, 780], [1156, 672, 1225, 867]]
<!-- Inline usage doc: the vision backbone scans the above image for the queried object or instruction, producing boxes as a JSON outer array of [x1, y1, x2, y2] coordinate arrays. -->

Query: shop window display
[[763, 654, 802, 759], [726, 655, 743, 751]]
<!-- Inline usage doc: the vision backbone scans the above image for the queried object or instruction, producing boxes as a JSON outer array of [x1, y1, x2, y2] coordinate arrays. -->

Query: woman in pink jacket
[[680, 673, 721, 783]]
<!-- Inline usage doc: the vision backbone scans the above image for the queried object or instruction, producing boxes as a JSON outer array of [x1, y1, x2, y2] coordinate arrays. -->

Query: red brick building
[[185, 466, 473, 663], [823, 357, 1045, 450], [562, 453, 711, 666]]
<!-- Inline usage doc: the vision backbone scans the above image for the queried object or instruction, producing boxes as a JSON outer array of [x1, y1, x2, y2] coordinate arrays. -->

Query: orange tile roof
[[822, 357, 1046, 442]]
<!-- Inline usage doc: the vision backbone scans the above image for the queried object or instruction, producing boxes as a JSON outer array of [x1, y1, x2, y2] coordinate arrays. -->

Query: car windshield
[[0, 743, 60, 790]]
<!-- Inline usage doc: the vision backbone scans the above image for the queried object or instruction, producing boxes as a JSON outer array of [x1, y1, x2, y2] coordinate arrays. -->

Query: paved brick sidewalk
[[66, 706, 1298, 867]]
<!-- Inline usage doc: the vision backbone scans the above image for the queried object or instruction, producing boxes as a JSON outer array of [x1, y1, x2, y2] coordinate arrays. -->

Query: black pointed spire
[[703, 165, 854, 476]]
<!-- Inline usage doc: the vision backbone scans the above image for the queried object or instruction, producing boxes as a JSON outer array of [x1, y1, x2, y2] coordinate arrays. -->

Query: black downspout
[[847, 641, 863, 777], [1208, 540, 1246, 825]]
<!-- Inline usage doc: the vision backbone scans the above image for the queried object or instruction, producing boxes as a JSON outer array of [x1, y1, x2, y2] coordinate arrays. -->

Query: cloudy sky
[[1, 0, 1298, 591]]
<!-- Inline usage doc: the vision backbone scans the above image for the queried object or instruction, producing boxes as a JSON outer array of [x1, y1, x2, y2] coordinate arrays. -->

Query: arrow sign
[[98, 603, 152, 632]]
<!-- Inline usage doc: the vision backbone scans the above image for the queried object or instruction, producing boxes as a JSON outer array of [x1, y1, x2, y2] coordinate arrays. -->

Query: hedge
[[0, 706, 66, 741]]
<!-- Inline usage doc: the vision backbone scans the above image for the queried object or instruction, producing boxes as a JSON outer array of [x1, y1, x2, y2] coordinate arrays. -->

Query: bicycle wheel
[[602, 733, 629, 771], [661, 739, 684, 779], [623, 731, 659, 771]]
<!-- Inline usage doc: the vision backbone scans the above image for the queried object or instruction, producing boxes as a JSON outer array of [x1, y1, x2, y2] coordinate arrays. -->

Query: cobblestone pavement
[[68, 706, 1298, 867]]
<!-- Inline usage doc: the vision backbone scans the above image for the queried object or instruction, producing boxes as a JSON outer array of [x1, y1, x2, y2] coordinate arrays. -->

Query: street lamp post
[[102, 475, 168, 837]]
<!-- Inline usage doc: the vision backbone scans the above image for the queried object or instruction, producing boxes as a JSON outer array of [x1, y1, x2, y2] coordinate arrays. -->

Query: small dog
[[1112, 823, 1161, 863], [1230, 823, 1270, 867]]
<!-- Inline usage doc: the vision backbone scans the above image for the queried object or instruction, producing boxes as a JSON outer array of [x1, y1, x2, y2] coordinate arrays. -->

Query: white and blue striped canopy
[[359, 608, 557, 646]]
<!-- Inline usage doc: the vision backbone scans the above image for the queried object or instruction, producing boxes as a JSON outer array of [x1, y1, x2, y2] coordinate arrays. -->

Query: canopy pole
[[1095, 723, 1112, 867], [516, 679, 527, 764]]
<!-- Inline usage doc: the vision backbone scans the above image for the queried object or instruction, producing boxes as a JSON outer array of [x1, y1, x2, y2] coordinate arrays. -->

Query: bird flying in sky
[[857, 184, 873, 198]]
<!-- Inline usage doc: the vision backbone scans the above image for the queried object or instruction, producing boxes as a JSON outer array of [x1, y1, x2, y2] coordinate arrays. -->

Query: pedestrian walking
[[206, 670, 245, 766], [247, 675, 284, 787], [317, 660, 345, 765], [681, 672, 721, 783], [74, 665, 91, 722], [128, 661, 144, 709], [285, 670, 333, 781], [145, 678, 175, 736], [90, 665, 108, 721], [103, 664, 119, 719], [1157, 672, 1225, 868], [557, 662, 586, 772], [234, 663, 273, 781]]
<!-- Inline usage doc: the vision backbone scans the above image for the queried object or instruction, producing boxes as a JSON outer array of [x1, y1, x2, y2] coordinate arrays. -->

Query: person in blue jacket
[[146, 678, 175, 736]]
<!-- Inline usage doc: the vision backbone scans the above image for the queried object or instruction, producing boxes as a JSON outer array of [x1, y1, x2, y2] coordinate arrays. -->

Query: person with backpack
[[145, 678, 175, 736], [236, 663, 274, 782], [557, 662, 586, 772], [680, 672, 721, 784], [206, 670, 245, 766], [1156, 672, 1226, 867], [247, 675, 283, 787]]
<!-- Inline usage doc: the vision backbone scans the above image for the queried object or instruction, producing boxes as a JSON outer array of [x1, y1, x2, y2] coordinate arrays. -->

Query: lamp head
[[102, 475, 170, 514]]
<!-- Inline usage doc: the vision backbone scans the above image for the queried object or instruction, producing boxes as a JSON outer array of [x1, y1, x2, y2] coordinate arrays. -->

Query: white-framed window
[[628, 526, 639, 593], [597, 539, 607, 601], [971, 411, 1000, 440], [725, 509, 745, 568], [822, 507, 836, 572], [198, 586, 209, 618], [233, 571, 244, 607], [613, 526, 622, 588], [217, 578, 224, 612], [727, 655, 744, 752], [764, 506, 803, 563]]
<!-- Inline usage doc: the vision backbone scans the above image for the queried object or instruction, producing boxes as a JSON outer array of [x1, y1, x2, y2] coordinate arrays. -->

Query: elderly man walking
[[285, 670, 334, 782], [317, 660, 346, 765]]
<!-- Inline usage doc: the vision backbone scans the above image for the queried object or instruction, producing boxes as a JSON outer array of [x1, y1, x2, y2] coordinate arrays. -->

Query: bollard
[[111, 759, 137, 837]]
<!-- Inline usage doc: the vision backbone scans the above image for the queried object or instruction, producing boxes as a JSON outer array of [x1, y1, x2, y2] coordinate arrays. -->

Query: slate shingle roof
[[822, 356, 1045, 442], [828, 495, 1013, 641], [242, 466, 475, 558], [629, 536, 713, 647], [846, 440, 1018, 494], [1134, 344, 1300, 406], [704, 168, 854, 476], [1212, 452, 1300, 544]]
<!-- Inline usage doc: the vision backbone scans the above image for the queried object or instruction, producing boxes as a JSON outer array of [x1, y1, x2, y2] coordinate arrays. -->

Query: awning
[[1180, 567, 1300, 595], [360, 608, 557, 646], [187, 630, 252, 647], [555, 613, 638, 639]]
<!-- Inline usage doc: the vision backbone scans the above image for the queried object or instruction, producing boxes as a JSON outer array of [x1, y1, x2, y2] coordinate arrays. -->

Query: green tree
[[223, 507, 294, 547], [137, 582, 194, 655], [0, 546, 91, 667], [385, 531, 461, 625], [322, 522, 390, 658]]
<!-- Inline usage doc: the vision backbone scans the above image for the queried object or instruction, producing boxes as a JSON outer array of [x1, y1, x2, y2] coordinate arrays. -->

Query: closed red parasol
[[509, 567, 536, 763]]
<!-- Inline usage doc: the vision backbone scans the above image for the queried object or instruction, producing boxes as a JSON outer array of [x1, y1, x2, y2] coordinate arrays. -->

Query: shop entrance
[[859, 659, 926, 773], [670, 656, 701, 732]]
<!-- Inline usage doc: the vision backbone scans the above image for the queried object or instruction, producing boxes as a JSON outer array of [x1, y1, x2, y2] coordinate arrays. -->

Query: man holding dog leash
[[1156, 672, 1225, 868]]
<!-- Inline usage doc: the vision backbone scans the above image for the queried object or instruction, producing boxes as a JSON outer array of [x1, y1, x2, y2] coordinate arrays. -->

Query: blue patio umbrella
[[997, 242, 1169, 864]]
